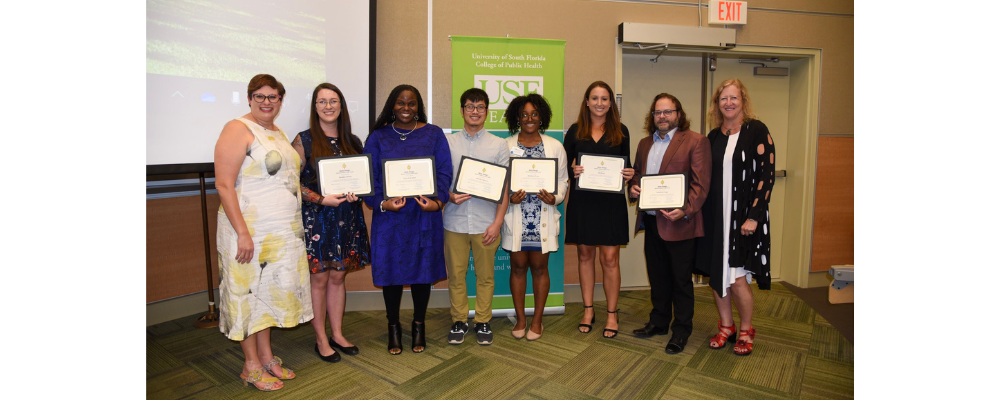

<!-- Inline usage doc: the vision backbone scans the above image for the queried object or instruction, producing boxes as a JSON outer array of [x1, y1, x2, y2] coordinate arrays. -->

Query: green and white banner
[[450, 36, 566, 317]]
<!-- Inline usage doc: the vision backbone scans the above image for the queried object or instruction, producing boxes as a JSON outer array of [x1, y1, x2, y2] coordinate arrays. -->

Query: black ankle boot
[[387, 323, 402, 355], [411, 321, 426, 353]]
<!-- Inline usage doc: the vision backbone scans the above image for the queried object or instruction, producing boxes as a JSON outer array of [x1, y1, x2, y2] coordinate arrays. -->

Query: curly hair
[[372, 84, 427, 132], [708, 78, 757, 128], [643, 93, 691, 135], [503, 93, 553, 135], [574, 81, 623, 147]]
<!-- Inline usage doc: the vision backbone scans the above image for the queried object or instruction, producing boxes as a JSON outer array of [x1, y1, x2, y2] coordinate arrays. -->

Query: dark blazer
[[628, 129, 711, 242]]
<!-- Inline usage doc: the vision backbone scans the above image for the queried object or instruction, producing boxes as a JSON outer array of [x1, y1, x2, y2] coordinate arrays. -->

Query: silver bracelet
[[380, 200, 386, 212]]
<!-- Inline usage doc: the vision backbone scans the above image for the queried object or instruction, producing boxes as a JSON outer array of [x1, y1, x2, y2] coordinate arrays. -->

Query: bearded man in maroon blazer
[[627, 93, 711, 355]]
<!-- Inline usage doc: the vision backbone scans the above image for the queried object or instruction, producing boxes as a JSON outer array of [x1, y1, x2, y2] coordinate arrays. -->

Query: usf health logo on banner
[[473, 75, 543, 124], [451, 36, 567, 317], [451, 36, 564, 133]]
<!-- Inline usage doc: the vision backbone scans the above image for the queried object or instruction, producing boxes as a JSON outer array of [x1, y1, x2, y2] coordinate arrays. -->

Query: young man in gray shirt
[[443, 88, 510, 345]]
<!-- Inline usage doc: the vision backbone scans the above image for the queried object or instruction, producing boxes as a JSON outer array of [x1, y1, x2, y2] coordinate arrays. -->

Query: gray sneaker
[[448, 321, 469, 344], [474, 322, 493, 345]]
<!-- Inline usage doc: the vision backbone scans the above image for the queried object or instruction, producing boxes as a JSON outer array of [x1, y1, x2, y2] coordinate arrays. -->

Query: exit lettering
[[708, 0, 747, 25]]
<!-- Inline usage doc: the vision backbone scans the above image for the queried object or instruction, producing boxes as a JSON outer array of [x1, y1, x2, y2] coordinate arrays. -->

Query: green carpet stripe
[[549, 342, 660, 397], [525, 380, 604, 400], [667, 367, 795, 400], [270, 365, 394, 400], [634, 360, 683, 399], [398, 352, 541, 398], [146, 367, 216, 400], [147, 335, 187, 378], [808, 324, 854, 364], [799, 356, 854, 399]]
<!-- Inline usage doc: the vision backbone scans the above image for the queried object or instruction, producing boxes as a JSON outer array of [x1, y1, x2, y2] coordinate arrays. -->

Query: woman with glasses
[[214, 74, 312, 391], [695, 79, 776, 356], [291, 83, 371, 363], [500, 94, 568, 341], [363, 84, 452, 355], [562, 81, 634, 339]]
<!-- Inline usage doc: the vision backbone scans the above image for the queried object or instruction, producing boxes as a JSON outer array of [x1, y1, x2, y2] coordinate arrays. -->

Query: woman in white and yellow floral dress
[[214, 74, 313, 392]]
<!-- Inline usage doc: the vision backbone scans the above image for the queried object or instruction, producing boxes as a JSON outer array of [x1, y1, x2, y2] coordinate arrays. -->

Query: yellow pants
[[444, 230, 500, 323]]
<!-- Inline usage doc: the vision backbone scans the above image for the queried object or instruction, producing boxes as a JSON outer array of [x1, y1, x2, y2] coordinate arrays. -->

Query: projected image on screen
[[146, 0, 370, 166], [147, 0, 325, 85]]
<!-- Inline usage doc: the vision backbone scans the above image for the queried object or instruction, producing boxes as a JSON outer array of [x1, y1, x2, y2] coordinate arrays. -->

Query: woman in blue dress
[[292, 83, 371, 363], [500, 94, 569, 341], [363, 84, 452, 355]]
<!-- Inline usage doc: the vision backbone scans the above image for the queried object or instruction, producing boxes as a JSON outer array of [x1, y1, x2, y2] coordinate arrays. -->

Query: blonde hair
[[708, 78, 757, 128]]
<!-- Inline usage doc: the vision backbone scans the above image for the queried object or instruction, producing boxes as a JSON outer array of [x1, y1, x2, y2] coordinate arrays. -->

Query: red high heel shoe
[[734, 327, 756, 356], [708, 320, 737, 349]]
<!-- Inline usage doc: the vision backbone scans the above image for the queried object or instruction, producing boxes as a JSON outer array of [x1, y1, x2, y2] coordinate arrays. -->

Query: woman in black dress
[[695, 78, 776, 356], [562, 81, 634, 338]]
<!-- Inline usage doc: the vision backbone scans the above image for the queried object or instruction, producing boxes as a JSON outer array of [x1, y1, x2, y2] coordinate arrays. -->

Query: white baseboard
[[147, 282, 691, 327]]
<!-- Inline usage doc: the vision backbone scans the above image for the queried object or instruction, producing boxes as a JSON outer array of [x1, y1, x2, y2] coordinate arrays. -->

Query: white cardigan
[[501, 133, 569, 254]]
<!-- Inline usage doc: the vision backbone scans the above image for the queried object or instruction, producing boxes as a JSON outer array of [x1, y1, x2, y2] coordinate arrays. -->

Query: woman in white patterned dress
[[214, 74, 313, 391]]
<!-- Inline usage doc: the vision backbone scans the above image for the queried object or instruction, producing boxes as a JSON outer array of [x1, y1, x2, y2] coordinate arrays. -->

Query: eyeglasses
[[651, 110, 676, 117], [316, 99, 339, 107], [520, 112, 539, 119], [719, 96, 740, 102], [463, 104, 486, 112], [252, 94, 282, 103]]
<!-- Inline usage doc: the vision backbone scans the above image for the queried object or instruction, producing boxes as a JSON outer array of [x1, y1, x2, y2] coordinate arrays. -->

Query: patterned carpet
[[147, 283, 853, 399]]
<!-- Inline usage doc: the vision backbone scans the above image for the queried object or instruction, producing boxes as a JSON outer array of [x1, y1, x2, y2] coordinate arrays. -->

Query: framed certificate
[[638, 173, 688, 211], [509, 157, 558, 195], [315, 154, 375, 197], [575, 153, 627, 193], [381, 156, 437, 200], [453, 156, 509, 203]]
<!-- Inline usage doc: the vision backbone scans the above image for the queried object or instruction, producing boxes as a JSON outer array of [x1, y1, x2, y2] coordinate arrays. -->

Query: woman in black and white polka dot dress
[[695, 79, 776, 357]]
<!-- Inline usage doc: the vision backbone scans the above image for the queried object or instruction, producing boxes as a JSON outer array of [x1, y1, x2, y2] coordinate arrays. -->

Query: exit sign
[[708, 1, 748, 25]]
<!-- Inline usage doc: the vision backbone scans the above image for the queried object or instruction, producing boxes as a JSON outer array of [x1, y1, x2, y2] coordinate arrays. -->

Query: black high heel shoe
[[603, 309, 620, 339], [412, 321, 426, 353], [314, 343, 341, 363], [579, 304, 595, 334], [387, 323, 403, 355], [330, 337, 360, 356]]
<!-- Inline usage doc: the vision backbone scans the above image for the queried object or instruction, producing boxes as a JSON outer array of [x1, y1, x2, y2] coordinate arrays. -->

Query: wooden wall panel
[[810, 136, 854, 272], [146, 195, 222, 302], [147, 195, 386, 303]]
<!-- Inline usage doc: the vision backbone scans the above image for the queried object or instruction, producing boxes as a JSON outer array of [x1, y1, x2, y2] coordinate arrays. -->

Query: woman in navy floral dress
[[292, 83, 371, 362], [363, 85, 452, 355]]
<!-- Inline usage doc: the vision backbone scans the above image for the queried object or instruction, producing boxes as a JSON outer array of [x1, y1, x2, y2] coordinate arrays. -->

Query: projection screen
[[146, 0, 372, 168]]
